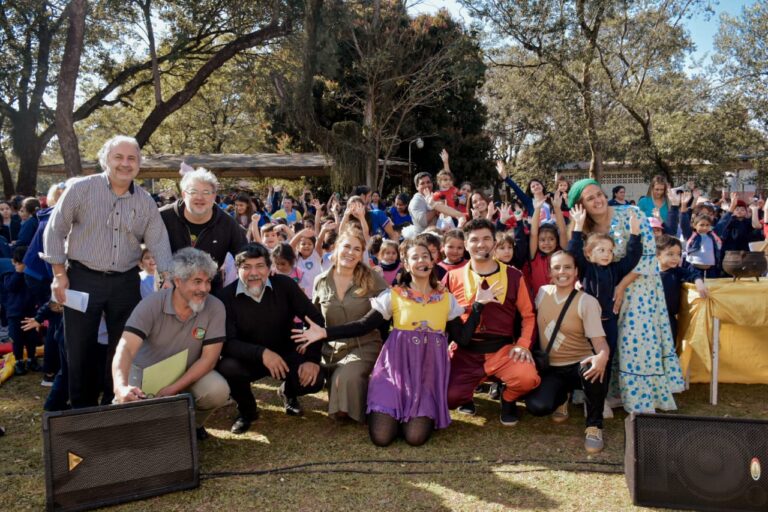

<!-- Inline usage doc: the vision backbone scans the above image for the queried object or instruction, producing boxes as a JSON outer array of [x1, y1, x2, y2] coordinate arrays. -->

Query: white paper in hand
[[64, 289, 90, 312]]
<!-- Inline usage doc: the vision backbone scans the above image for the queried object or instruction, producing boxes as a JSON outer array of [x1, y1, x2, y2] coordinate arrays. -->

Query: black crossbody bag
[[532, 289, 579, 372]]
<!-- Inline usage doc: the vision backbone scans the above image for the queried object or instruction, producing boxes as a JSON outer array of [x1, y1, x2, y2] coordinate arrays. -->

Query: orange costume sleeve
[[515, 275, 536, 349]]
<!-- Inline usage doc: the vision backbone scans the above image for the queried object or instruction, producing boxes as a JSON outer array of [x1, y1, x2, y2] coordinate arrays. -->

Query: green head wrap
[[567, 178, 601, 208]]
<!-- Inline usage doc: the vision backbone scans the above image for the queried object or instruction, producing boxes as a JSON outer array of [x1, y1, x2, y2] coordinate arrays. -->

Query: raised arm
[[552, 190, 569, 250], [497, 160, 534, 215], [529, 201, 542, 260], [566, 204, 588, 269]]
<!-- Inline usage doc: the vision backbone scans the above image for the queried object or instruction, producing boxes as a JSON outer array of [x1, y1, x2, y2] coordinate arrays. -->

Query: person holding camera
[[524, 250, 610, 453]]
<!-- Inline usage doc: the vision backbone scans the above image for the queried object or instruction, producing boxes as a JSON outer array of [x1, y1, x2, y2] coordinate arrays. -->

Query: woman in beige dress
[[311, 228, 389, 422]]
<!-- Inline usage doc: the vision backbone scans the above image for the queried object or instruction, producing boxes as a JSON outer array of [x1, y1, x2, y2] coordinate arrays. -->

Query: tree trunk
[[140, 0, 163, 105], [0, 148, 14, 198], [15, 142, 42, 196], [580, 73, 603, 181], [0, 116, 15, 198], [56, 0, 87, 178]]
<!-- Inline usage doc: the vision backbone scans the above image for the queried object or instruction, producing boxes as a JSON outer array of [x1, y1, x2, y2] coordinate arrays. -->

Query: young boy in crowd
[[656, 235, 708, 340], [567, 205, 642, 417], [438, 229, 467, 273], [685, 213, 723, 278], [415, 231, 446, 279], [494, 232, 516, 266], [714, 193, 764, 255], [22, 299, 68, 409], [4, 246, 40, 375], [138, 247, 157, 298], [432, 151, 459, 209], [259, 223, 280, 250]]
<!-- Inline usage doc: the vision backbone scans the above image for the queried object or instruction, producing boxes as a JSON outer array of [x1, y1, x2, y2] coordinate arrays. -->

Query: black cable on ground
[[200, 457, 625, 480]]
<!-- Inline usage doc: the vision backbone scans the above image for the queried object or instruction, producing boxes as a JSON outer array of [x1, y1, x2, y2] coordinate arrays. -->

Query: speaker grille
[[43, 396, 198, 511], [629, 414, 768, 512]]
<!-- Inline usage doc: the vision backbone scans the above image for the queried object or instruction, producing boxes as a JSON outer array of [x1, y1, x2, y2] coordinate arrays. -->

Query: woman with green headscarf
[[567, 179, 684, 414]]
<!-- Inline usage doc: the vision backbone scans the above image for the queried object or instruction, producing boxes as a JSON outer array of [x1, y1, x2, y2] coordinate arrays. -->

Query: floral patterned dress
[[609, 206, 685, 412]]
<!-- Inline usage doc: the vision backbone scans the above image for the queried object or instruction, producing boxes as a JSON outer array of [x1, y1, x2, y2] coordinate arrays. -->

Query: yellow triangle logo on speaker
[[68, 452, 83, 471]]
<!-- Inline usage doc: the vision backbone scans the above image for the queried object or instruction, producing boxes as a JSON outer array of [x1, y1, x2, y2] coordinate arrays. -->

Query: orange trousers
[[447, 344, 541, 408]]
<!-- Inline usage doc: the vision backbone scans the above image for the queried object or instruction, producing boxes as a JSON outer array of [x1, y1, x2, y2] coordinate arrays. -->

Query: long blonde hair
[[332, 228, 377, 296]]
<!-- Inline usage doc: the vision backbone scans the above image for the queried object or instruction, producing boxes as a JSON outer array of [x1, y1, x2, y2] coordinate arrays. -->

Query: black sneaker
[[500, 399, 519, 426], [14, 361, 28, 376], [26, 358, 43, 372], [230, 416, 253, 434], [278, 383, 302, 416], [196, 427, 210, 441], [457, 401, 476, 416]]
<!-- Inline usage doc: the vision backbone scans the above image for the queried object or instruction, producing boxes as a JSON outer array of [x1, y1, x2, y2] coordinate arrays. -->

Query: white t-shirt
[[298, 252, 323, 297]]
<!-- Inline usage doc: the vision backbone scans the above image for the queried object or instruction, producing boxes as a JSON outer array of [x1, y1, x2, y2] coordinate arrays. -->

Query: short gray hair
[[98, 135, 141, 172], [171, 247, 218, 281], [180, 167, 219, 193]]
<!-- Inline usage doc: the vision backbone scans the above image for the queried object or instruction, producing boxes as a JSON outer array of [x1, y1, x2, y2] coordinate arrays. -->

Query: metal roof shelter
[[37, 153, 410, 180]]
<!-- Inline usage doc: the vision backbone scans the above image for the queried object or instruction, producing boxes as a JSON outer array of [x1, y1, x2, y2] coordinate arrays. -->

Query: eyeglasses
[[185, 189, 214, 197]]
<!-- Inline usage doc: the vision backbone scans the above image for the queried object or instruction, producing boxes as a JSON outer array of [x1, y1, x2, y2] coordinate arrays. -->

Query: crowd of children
[[2, 158, 767, 442]]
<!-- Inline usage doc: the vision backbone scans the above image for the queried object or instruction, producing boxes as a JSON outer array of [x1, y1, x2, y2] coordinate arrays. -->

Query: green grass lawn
[[2, 375, 767, 511]]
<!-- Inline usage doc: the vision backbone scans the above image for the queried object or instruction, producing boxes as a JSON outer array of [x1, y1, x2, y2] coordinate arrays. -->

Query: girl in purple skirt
[[294, 238, 499, 446]]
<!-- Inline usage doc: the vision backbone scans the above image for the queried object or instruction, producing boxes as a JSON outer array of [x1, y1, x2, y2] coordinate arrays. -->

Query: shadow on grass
[[3, 373, 768, 510]]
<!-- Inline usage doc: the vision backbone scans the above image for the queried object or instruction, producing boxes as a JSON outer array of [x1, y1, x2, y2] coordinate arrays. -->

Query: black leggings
[[524, 362, 607, 429], [368, 412, 434, 447]]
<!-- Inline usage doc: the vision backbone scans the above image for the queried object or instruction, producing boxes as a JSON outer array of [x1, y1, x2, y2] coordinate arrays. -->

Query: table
[[678, 278, 768, 405]]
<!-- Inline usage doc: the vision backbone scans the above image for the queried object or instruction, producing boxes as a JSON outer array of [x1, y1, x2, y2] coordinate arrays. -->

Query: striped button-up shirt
[[43, 173, 173, 273]]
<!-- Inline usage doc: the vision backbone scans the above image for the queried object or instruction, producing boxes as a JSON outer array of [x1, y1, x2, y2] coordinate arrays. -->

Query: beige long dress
[[313, 268, 389, 422]]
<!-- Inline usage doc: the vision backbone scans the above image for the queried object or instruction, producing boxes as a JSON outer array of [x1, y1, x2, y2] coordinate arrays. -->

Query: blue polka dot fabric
[[608, 206, 685, 412]]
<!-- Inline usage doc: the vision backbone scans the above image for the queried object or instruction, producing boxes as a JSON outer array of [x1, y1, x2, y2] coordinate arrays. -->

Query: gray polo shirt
[[124, 287, 226, 371]]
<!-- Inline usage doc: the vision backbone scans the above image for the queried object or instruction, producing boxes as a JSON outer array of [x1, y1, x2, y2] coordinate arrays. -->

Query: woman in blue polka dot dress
[[568, 179, 685, 413]]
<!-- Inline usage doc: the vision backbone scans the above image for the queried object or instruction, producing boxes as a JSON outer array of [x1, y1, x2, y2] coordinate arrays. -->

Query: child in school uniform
[[567, 205, 643, 417], [656, 235, 708, 341], [4, 246, 40, 375]]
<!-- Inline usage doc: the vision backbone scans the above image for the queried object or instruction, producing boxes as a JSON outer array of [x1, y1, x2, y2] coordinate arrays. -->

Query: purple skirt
[[366, 328, 451, 429]]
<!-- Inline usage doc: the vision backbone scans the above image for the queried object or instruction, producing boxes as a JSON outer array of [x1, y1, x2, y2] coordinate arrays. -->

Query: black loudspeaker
[[625, 413, 768, 511], [42, 395, 199, 511]]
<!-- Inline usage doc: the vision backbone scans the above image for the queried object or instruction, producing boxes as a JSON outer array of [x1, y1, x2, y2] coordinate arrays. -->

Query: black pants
[[63, 264, 141, 408], [525, 362, 607, 429], [217, 351, 325, 420]]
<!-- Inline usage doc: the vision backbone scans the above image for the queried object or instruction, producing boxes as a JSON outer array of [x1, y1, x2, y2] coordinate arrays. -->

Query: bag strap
[[544, 289, 579, 355]]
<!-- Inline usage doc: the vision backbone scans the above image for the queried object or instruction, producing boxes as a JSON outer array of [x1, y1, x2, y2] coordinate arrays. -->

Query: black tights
[[368, 412, 434, 447]]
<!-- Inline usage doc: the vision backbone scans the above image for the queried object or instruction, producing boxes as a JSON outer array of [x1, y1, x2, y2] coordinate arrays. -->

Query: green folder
[[131, 349, 189, 396]]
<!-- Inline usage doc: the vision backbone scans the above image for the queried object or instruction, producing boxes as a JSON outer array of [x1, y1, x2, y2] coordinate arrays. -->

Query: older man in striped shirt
[[43, 135, 173, 408]]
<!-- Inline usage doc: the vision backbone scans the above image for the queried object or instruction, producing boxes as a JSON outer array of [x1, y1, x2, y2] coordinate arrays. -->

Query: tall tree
[[0, 0, 298, 196], [276, 0, 470, 192], [715, 1, 768, 132], [464, 0, 608, 179], [56, 0, 87, 177]]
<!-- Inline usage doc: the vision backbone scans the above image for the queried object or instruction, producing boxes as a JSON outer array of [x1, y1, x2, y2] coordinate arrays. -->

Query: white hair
[[180, 167, 219, 193], [97, 135, 142, 172], [171, 247, 218, 281]]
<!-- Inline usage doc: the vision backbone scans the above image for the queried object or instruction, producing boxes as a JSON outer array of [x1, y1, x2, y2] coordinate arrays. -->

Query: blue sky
[[409, 0, 756, 73]]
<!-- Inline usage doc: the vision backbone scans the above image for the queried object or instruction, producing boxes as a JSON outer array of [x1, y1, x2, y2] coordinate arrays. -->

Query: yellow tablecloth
[[679, 278, 768, 384]]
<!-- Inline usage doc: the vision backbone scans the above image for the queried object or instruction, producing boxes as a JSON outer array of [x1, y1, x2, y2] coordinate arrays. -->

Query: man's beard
[[188, 297, 206, 313], [244, 280, 265, 301]]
